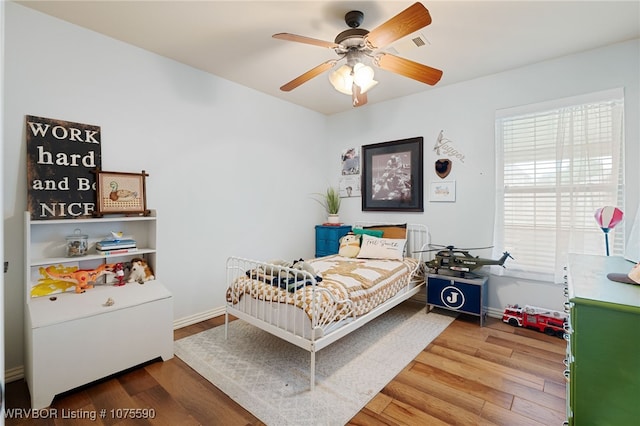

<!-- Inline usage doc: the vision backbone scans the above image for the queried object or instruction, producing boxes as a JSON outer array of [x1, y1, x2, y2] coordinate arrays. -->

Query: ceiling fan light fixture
[[352, 63, 377, 93], [329, 62, 377, 96], [329, 64, 354, 95], [358, 78, 378, 94]]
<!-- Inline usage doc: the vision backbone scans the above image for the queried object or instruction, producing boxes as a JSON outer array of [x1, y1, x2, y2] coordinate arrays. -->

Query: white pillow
[[356, 234, 406, 260]]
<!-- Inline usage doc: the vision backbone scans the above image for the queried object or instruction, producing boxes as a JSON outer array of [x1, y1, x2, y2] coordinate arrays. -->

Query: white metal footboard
[[225, 257, 357, 389]]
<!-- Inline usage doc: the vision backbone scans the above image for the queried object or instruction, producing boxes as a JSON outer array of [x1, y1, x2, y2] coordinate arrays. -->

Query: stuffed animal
[[291, 258, 318, 278], [339, 232, 361, 258], [264, 259, 291, 277], [128, 258, 155, 284], [264, 258, 319, 279]]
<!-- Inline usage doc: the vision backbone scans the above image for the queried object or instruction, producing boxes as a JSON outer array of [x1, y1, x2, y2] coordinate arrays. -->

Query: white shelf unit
[[24, 210, 173, 409]]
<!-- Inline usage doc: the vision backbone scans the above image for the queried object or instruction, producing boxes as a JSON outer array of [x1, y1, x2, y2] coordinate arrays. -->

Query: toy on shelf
[[44, 264, 112, 294], [502, 304, 567, 338], [128, 258, 155, 284], [110, 262, 126, 286], [109, 231, 124, 240]]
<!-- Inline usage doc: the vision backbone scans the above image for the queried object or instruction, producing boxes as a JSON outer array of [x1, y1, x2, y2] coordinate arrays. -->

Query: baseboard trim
[[172, 306, 225, 330], [5, 365, 24, 383], [487, 307, 504, 319]]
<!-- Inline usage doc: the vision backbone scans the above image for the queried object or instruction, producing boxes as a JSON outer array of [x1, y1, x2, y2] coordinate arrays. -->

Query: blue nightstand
[[315, 225, 352, 257], [427, 273, 488, 326]]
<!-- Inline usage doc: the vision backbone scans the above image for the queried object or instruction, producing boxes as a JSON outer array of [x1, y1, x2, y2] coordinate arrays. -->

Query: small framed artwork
[[429, 180, 456, 202], [362, 137, 424, 212], [94, 170, 150, 217], [341, 147, 360, 176], [339, 175, 361, 198]]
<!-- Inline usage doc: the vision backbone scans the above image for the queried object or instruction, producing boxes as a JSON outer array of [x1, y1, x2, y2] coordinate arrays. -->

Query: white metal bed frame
[[224, 223, 429, 390]]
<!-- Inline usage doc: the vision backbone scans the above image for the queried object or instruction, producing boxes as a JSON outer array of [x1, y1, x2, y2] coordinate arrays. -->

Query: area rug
[[174, 302, 455, 425]]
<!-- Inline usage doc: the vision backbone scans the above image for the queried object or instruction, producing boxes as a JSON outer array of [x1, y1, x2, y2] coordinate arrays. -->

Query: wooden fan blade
[[273, 33, 340, 49], [280, 60, 337, 92], [375, 53, 442, 85], [365, 2, 432, 50], [352, 83, 368, 107]]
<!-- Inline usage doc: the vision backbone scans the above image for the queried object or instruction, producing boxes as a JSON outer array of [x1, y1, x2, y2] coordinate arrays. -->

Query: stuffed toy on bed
[[256, 258, 322, 292], [291, 258, 318, 277], [338, 232, 361, 258], [264, 258, 320, 280]]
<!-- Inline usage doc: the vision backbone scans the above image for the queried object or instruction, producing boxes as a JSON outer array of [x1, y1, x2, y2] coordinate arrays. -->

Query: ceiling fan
[[273, 2, 443, 108]]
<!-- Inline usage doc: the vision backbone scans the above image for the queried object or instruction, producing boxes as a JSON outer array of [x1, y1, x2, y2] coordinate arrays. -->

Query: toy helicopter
[[418, 245, 513, 277]]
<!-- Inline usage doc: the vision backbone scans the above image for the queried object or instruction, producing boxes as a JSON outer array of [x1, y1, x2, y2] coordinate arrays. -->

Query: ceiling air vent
[[389, 33, 430, 55], [412, 36, 426, 47]]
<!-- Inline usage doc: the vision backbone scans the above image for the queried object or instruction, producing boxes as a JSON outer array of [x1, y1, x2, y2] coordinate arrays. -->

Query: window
[[494, 89, 625, 283]]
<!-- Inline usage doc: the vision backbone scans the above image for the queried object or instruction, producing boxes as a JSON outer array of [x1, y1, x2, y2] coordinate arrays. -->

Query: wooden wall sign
[[26, 115, 102, 220]]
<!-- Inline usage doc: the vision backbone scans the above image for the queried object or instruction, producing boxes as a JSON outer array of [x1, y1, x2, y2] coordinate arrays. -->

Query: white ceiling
[[16, 0, 640, 115]]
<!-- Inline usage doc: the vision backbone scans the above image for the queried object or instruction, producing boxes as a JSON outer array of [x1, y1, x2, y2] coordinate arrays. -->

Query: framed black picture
[[361, 137, 424, 212]]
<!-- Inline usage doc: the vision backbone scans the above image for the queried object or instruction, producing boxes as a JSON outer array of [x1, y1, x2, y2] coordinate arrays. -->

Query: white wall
[[3, 3, 327, 373], [327, 38, 640, 313]]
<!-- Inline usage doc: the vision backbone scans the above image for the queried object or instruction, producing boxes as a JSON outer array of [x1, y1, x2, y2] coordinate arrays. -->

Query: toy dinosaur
[[44, 264, 112, 293]]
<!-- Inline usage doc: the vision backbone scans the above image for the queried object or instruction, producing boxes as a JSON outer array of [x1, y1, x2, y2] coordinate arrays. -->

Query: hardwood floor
[[5, 310, 566, 425]]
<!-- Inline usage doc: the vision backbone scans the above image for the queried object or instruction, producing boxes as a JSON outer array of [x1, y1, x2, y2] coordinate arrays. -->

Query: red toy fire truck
[[502, 304, 567, 338]]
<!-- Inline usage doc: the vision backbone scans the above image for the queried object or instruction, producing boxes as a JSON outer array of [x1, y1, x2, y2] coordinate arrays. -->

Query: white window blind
[[494, 89, 625, 283]]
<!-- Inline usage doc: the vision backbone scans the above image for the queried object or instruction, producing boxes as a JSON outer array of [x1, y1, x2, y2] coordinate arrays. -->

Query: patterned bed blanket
[[226, 255, 423, 321]]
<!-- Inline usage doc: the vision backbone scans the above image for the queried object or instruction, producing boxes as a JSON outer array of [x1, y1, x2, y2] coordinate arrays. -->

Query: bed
[[224, 222, 429, 390]]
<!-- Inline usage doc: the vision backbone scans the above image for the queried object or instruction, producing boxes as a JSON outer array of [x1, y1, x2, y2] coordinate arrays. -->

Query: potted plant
[[314, 186, 341, 224]]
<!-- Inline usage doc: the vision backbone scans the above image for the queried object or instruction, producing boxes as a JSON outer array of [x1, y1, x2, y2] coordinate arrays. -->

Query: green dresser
[[566, 254, 640, 426]]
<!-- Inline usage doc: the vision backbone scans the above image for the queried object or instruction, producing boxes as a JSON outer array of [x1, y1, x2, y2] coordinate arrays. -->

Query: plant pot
[[327, 214, 340, 224]]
